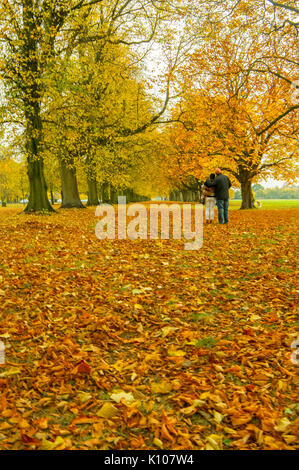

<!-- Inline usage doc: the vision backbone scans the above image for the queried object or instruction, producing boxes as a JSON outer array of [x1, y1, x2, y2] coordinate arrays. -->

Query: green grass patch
[[195, 336, 217, 348], [230, 199, 299, 210]]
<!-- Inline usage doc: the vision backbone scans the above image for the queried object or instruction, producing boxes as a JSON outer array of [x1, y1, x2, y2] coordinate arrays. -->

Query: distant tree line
[[234, 184, 299, 200]]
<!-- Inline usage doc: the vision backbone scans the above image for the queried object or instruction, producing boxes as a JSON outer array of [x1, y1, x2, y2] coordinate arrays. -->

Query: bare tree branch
[[266, 0, 299, 15], [257, 104, 299, 135], [259, 154, 294, 170]]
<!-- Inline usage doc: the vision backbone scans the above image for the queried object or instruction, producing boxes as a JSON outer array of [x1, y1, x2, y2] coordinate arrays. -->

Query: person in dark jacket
[[205, 168, 232, 224]]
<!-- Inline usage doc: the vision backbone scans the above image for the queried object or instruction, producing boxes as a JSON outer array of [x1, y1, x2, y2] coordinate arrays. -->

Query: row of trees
[[0, 159, 28, 204], [0, 1, 298, 211], [0, 0, 190, 211], [238, 184, 299, 200]]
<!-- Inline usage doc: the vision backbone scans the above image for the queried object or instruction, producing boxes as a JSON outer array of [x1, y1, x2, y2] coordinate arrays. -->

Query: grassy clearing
[[230, 199, 299, 210], [4, 199, 299, 212]]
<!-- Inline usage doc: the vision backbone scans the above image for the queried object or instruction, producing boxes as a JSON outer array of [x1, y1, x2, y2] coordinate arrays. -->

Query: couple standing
[[203, 168, 232, 224]]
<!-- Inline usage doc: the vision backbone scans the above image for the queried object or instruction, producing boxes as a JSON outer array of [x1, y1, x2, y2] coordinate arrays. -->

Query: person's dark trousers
[[216, 199, 229, 224]]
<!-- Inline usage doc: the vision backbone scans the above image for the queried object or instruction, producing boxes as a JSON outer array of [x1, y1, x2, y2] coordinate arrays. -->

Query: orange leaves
[[161, 423, 174, 442], [0, 206, 298, 450], [250, 373, 271, 386], [230, 414, 253, 427], [71, 416, 98, 426], [20, 432, 41, 447], [158, 411, 178, 443], [36, 417, 49, 430], [72, 360, 91, 375], [0, 394, 7, 412], [129, 435, 146, 449], [167, 29, 299, 194], [151, 380, 172, 394]]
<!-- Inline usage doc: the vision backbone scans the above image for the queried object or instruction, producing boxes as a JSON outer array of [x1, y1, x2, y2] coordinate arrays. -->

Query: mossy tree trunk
[[100, 182, 111, 203], [87, 178, 99, 206], [22, 6, 53, 214], [24, 104, 53, 213], [60, 158, 85, 208], [240, 178, 255, 209], [25, 158, 54, 213]]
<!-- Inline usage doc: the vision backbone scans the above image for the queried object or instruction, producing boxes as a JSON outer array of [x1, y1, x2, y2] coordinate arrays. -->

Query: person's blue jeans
[[216, 200, 229, 224]]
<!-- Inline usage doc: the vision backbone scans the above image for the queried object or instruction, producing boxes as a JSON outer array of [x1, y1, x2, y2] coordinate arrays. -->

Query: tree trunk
[[60, 159, 85, 208], [87, 178, 99, 206], [50, 189, 55, 205], [25, 158, 54, 213], [23, 102, 53, 213], [100, 182, 110, 203], [124, 188, 132, 203], [110, 187, 117, 204], [21, 3, 54, 214], [240, 179, 255, 209]]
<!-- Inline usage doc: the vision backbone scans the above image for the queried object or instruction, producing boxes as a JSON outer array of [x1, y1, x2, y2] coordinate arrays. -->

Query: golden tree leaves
[[159, 18, 298, 207]]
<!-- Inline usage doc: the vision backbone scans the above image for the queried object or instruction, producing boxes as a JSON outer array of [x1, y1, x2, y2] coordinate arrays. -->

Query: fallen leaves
[[0, 206, 298, 450], [71, 416, 98, 426], [96, 403, 119, 419], [205, 434, 223, 450], [151, 381, 172, 394], [274, 417, 292, 433], [73, 361, 91, 375], [0, 367, 22, 377], [110, 391, 135, 404], [41, 436, 65, 450]]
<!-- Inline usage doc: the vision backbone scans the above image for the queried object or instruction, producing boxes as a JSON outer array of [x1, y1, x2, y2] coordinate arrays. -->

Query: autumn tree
[[193, 0, 299, 103], [165, 27, 298, 208], [0, 158, 27, 203], [0, 0, 114, 212], [42, 35, 165, 207]]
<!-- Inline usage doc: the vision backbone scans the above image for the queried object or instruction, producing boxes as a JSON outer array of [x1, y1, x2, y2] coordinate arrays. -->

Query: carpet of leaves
[[0, 205, 298, 450]]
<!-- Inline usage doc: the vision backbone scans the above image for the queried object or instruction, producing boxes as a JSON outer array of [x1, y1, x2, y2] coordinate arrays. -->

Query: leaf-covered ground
[[0, 206, 298, 450]]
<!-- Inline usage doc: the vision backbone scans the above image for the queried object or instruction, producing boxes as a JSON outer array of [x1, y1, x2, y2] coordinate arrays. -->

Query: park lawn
[[0, 206, 298, 450], [230, 199, 299, 210], [5, 199, 299, 211]]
